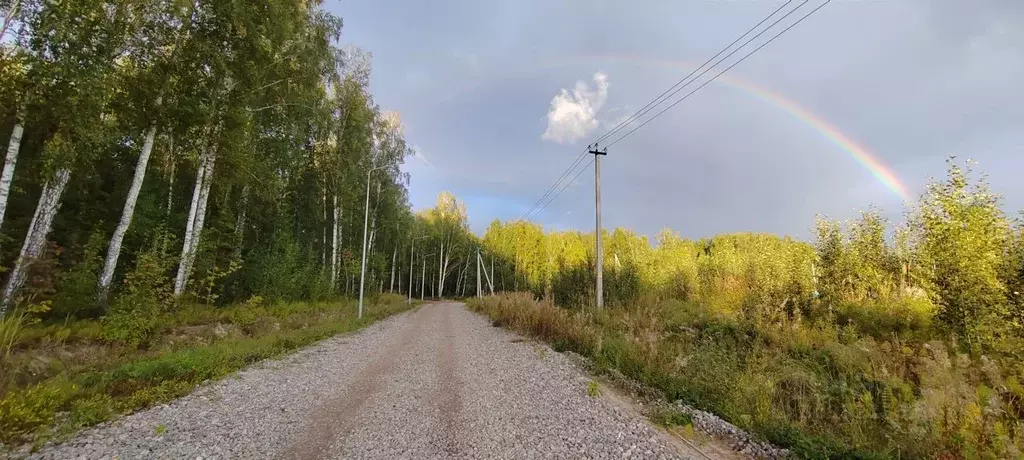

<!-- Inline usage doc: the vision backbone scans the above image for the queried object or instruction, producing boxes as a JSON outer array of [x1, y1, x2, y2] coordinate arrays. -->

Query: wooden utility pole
[[589, 144, 607, 309]]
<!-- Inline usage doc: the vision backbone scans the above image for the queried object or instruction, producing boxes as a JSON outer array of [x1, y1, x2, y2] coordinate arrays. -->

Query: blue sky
[[328, 0, 1024, 239]]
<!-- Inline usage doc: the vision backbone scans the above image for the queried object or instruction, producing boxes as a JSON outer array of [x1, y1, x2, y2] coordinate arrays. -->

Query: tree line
[[478, 160, 1024, 352], [0, 0, 420, 327], [470, 159, 1024, 457]]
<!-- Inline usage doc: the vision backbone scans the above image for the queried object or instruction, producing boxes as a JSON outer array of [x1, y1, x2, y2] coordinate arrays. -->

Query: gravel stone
[[25, 303, 700, 459]]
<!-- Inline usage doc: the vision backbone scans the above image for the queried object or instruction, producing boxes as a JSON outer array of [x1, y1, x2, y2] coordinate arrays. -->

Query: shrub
[[69, 393, 113, 427], [913, 159, 1010, 348], [101, 308, 161, 349], [102, 233, 175, 348], [51, 229, 106, 320], [649, 406, 693, 428], [0, 380, 77, 443]]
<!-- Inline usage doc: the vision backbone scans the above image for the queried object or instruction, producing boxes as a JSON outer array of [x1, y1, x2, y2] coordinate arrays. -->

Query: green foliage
[[69, 394, 114, 428], [471, 292, 1024, 459], [913, 159, 1011, 348], [0, 296, 411, 446], [0, 0, 414, 321], [100, 308, 161, 350], [193, 258, 241, 305], [52, 229, 106, 319], [227, 301, 267, 336], [649, 407, 693, 428], [0, 380, 77, 444], [101, 232, 177, 348], [1, 302, 50, 392], [0, 0, 423, 450], [587, 380, 601, 398]]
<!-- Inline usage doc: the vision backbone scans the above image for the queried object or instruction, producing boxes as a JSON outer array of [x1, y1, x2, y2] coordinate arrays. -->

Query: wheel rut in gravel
[[433, 302, 462, 456], [279, 305, 434, 460]]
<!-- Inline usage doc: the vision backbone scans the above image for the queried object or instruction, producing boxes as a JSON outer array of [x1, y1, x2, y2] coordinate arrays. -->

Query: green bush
[[51, 229, 106, 320], [227, 306, 266, 334], [69, 394, 113, 427], [913, 160, 1011, 348], [0, 380, 77, 443], [649, 407, 693, 428], [101, 306, 161, 349], [101, 235, 175, 348]]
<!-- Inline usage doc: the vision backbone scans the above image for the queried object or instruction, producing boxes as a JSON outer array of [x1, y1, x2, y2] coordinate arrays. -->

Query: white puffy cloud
[[542, 72, 609, 144]]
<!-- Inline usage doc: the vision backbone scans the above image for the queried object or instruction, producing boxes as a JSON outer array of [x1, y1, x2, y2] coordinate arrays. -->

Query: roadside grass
[[0, 294, 414, 450], [468, 292, 1023, 460]]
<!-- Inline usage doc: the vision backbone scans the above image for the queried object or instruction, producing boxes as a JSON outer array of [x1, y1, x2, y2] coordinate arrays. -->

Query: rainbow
[[567, 55, 911, 201]]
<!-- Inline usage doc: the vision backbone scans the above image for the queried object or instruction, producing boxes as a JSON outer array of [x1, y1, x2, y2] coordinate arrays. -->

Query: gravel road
[[27, 302, 702, 460]]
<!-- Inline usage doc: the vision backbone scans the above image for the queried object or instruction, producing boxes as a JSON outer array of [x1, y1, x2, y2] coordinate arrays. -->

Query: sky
[[327, 0, 1024, 240]]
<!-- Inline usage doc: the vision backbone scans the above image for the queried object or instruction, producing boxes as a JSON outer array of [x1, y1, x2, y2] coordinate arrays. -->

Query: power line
[[525, 157, 593, 221], [519, 0, 801, 222], [601, 0, 812, 147], [520, 0, 831, 222], [519, 147, 589, 221], [590, 0, 797, 146], [525, 158, 594, 221], [606, 0, 831, 148]]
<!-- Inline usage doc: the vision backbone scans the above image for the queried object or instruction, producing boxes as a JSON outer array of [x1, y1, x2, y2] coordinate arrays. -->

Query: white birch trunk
[[335, 200, 343, 288], [1, 168, 71, 310], [173, 152, 207, 295], [0, 122, 25, 233], [98, 123, 158, 301], [438, 241, 454, 298], [321, 186, 327, 269], [330, 193, 339, 289], [235, 186, 248, 236], [389, 246, 396, 293], [455, 262, 464, 296], [367, 212, 377, 259], [173, 149, 216, 296], [165, 153, 176, 216], [437, 240, 444, 297], [185, 151, 215, 274]]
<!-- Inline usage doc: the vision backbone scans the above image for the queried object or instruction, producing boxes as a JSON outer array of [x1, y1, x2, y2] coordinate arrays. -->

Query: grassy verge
[[468, 293, 1023, 459], [0, 294, 414, 451]]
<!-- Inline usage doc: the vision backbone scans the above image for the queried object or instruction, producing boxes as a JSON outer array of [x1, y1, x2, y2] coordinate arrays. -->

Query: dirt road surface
[[29, 302, 710, 459]]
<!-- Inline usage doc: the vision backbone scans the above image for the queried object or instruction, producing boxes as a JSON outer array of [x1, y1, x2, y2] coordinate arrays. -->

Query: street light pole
[[408, 235, 427, 305], [358, 165, 390, 319], [419, 252, 435, 301]]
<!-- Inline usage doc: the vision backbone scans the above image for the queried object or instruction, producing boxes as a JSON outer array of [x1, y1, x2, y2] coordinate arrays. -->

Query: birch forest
[[0, 0, 435, 321]]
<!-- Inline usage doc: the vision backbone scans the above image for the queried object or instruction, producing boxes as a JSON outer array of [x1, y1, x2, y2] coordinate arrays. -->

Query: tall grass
[[469, 293, 1023, 459], [0, 294, 413, 448]]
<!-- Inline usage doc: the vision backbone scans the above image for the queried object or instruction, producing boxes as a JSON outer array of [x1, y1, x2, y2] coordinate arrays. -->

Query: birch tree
[[0, 0, 35, 235], [2, 0, 135, 307], [97, 0, 205, 301], [0, 0, 419, 317]]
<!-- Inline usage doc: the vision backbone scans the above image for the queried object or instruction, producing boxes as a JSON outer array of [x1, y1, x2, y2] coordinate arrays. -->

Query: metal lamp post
[[419, 252, 435, 301], [358, 164, 392, 319], [408, 235, 428, 305]]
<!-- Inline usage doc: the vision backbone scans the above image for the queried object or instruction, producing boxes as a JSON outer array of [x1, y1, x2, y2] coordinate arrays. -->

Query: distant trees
[[472, 158, 1022, 352]]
